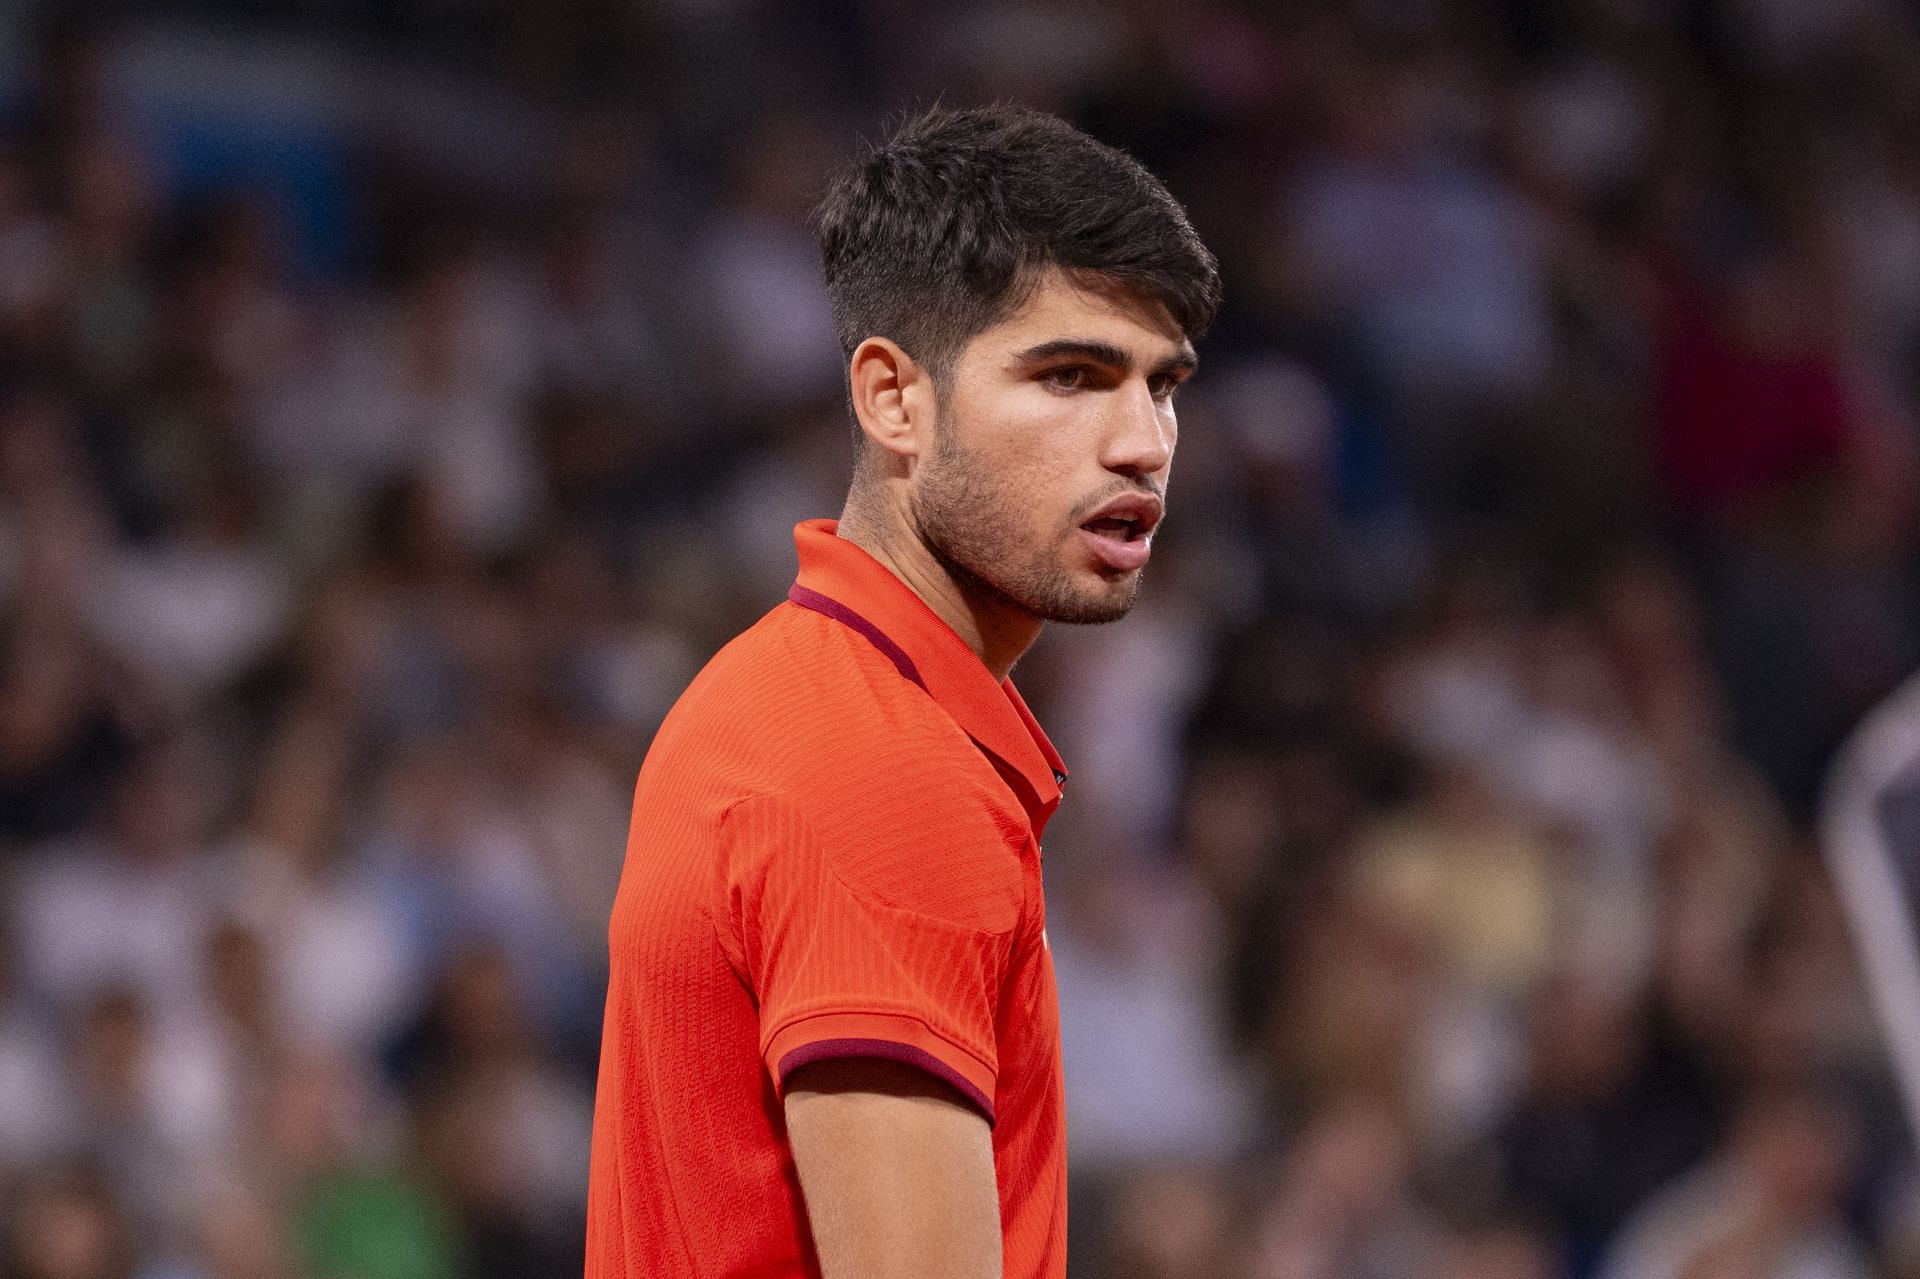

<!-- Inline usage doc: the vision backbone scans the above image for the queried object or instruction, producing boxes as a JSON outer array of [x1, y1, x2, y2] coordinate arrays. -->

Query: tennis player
[[585, 104, 1219, 1278]]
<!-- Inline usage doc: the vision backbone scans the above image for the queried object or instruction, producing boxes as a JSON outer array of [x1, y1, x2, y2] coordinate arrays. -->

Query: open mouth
[[1077, 497, 1160, 573], [1082, 515, 1145, 543]]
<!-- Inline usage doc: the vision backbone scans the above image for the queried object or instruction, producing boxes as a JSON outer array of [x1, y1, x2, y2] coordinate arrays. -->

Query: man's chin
[[1032, 575, 1141, 625], [949, 548, 1142, 626], [1047, 602, 1135, 625]]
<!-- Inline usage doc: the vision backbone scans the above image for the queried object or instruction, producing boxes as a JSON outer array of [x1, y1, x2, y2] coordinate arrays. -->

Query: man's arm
[[784, 1058, 1001, 1279]]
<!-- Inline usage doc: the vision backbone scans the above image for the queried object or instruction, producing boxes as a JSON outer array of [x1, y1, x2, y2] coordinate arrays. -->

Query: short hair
[[814, 105, 1221, 383]]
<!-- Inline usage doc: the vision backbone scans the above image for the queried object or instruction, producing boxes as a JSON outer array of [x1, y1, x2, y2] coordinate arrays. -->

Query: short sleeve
[[721, 792, 1016, 1124]]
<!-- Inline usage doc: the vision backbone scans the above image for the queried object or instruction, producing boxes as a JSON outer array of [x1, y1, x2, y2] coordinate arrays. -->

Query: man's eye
[[1041, 366, 1087, 392], [1149, 375, 1183, 401]]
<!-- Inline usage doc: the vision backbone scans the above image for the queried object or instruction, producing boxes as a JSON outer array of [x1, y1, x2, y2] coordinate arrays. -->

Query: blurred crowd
[[3, 0, 1920, 1276]]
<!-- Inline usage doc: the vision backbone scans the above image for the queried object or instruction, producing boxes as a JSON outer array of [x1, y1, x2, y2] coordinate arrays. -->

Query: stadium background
[[2, 0, 1919, 1275]]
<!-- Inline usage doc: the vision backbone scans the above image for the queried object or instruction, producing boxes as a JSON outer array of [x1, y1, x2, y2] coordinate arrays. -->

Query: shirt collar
[[788, 519, 1066, 836]]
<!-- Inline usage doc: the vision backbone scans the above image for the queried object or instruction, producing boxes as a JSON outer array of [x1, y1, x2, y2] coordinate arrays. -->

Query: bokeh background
[[3, 0, 1920, 1276]]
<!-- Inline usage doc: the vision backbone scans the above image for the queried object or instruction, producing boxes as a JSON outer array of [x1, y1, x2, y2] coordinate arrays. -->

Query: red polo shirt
[[585, 519, 1069, 1278]]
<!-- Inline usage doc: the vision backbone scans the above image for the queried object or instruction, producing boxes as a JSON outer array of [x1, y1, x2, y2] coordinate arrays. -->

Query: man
[[585, 104, 1219, 1278]]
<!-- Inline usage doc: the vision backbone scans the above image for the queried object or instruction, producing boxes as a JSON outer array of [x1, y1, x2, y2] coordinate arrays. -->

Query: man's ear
[[848, 337, 933, 462]]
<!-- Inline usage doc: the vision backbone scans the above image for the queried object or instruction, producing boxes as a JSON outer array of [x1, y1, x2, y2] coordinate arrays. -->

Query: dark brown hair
[[814, 104, 1220, 383]]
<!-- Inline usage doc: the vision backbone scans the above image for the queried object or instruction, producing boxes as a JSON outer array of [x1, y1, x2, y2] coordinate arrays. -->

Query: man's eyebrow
[[1156, 347, 1199, 377], [1014, 338, 1132, 368], [1013, 338, 1200, 375]]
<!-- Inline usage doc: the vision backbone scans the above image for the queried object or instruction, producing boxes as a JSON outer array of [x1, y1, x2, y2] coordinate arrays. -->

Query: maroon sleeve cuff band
[[777, 1038, 997, 1126]]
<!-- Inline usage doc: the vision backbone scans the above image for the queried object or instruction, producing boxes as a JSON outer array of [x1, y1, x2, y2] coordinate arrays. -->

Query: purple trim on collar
[[778, 1038, 995, 1126], [788, 585, 926, 691]]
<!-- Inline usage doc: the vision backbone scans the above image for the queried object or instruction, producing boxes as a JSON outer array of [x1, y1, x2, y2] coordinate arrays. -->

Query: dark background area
[[2, 0, 1920, 1275]]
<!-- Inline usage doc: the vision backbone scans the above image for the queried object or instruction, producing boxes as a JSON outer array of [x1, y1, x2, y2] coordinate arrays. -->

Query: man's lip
[[1080, 492, 1164, 535], [1080, 526, 1151, 572]]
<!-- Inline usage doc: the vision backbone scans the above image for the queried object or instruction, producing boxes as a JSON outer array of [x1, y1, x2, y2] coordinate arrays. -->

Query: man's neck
[[836, 494, 1041, 682]]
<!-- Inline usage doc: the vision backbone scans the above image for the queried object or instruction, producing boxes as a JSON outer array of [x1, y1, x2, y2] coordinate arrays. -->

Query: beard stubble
[[906, 425, 1146, 627]]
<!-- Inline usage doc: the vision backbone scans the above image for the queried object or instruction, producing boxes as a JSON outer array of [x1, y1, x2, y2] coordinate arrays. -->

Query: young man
[[585, 105, 1219, 1279]]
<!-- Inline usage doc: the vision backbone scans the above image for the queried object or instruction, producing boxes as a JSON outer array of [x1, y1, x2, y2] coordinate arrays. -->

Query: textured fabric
[[585, 519, 1070, 1279]]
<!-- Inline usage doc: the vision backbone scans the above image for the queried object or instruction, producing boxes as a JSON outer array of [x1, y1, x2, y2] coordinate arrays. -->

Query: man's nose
[[1102, 381, 1174, 477]]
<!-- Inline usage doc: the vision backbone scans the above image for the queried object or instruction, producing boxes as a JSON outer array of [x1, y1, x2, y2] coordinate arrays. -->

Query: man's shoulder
[[647, 603, 1034, 896], [666, 599, 962, 760]]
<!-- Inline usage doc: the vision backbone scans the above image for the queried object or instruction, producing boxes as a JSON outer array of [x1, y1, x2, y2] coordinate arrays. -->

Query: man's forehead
[[989, 267, 1190, 357]]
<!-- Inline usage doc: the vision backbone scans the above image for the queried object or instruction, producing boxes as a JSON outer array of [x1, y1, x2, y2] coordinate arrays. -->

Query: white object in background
[[1821, 670, 1920, 1148]]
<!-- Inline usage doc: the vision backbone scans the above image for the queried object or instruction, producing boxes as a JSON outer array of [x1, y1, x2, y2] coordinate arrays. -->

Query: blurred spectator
[[1094, 1166, 1242, 1279], [0, 387, 146, 844], [1598, 1081, 1871, 1279], [1051, 863, 1255, 1174], [405, 944, 591, 1275], [3, 1166, 137, 1279], [1490, 975, 1718, 1273], [222, 705, 420, 1062], [180, 1175, 299, 1279], [62, 984, 234, 1238], [1248, 1095, 1444, 1279], [1438, 1218, 1558, 1279], [11, 743, 222, 1022], [0, 923, 70, 1169], [695, 111, 846, 417]]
